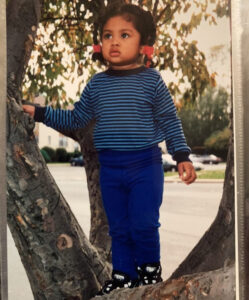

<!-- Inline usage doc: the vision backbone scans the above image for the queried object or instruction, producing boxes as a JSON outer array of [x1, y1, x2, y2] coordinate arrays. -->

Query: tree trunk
[[7, 77, 112, 299], [58, 126, 112, 263], [7, 0, 110, 298], [77, 130, 112, 263]]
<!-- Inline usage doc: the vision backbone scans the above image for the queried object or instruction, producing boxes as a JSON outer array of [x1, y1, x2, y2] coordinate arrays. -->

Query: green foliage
[[55, 147, 69, 162], [178, 85, 230, 153], [41, 147, 81, 162], [67, 149, 82, 160], [204, 127, 231, 160], [40, 149, 51, 162], [41, 146, 56, 162], [22, 0, 229, 107]]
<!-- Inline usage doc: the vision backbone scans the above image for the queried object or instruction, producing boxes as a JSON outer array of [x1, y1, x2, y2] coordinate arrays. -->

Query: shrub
[[40, 149, 51, 163], [55, 147, 69, 162], [67, 149, 81, 161], [41, 146, 56, 162]]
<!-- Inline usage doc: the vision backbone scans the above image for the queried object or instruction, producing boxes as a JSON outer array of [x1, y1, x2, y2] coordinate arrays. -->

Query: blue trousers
[[98, 146, 164, 279]]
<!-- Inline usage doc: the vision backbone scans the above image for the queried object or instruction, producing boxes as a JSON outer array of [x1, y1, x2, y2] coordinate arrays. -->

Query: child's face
[[101, 16, 143, 70]]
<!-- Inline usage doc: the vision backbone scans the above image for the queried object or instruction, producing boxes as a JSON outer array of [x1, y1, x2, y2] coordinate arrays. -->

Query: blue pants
[[98, 146, 164, 279]]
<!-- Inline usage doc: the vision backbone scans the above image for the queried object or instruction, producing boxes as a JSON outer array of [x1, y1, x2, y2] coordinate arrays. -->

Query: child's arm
[[154, 76, 196, 184], [154, 77, 190, 157], [22, 82, 94, 130], [23, 105, 35, 118]]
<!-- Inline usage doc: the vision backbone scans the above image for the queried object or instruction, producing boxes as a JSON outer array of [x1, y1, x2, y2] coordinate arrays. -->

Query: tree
[[7, 0, 235, 299], [204, 127, 231, 160], [178, 86, 230, 158]]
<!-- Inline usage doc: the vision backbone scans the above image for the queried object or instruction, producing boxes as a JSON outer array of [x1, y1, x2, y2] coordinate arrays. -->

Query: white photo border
[[0, 0, 7, 299], [232, 0, 249, 299]]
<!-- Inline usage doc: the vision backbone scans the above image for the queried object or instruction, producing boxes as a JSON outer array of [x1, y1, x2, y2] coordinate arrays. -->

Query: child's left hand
[[177, 161, 197, 185]]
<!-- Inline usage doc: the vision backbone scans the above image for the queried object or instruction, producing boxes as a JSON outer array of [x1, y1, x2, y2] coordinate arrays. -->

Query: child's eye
[[103, 33, 112, 40], [121, 33, 130, 39]]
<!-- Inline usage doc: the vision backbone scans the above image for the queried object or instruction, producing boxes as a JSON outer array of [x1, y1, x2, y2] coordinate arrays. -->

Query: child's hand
[[177, 161, 197, 185], [23, 105, 35, 118]]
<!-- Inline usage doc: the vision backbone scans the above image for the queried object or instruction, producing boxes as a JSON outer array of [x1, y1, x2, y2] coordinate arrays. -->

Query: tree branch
[[152, 0, 159, 19], [92, 263, 235, 300]]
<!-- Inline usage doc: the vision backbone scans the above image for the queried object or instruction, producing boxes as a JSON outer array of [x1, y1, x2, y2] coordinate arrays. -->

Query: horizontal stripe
[[43, 67, 190, 155]]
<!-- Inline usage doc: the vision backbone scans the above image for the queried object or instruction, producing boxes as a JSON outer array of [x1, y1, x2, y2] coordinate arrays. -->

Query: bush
[[204, 127, 231, 161], [67, 149, 81, 161], [41, 146, 56, 162], [55, 147, 69, 162], [40, 149, 51, 163]]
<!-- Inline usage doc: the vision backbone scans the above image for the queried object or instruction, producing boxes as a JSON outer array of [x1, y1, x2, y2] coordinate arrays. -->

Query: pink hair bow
[[93, 44, 102, 53]]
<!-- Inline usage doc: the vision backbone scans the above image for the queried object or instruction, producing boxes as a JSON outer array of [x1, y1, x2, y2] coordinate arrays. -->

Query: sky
[[189, 16, 231, 89]]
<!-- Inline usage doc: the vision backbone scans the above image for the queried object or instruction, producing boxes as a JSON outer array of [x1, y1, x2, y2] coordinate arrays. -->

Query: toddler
[[23, 3, 196, 296]]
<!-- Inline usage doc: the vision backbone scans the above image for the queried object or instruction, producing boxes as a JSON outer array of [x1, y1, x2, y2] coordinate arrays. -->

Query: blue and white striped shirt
[[35, 66, 190, 161]]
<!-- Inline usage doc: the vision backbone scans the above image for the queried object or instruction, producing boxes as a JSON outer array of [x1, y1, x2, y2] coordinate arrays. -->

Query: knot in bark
[[56, 234, 73, 250]]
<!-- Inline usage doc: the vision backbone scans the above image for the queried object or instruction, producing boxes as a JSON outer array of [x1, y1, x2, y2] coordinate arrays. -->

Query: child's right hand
[[23, 105, 35, 118]]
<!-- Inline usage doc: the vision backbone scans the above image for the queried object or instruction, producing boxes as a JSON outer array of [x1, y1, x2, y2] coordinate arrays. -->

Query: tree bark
[[77, 130, 112, 263], [91, 263, 235, 300], [7, 0, 110, 298], [7, 77, 112, 299], [58, 126, 112, 263], [7, 0, 41, 88]]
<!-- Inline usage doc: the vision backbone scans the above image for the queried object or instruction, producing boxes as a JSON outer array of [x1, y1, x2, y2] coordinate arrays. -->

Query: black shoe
[[95, 270, 138, 296], [137, 262, 163, 286]]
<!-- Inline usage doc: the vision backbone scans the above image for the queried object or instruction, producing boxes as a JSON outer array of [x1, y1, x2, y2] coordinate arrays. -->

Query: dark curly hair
[[92, 4, 156, 67]]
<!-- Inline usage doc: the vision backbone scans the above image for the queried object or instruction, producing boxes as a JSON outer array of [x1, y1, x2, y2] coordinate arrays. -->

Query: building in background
[[34, 96, 80, 152]]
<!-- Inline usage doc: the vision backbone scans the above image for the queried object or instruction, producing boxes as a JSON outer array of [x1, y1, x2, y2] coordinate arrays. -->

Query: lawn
[[164, 169, 225, 180], [196, 170, 225, 179]]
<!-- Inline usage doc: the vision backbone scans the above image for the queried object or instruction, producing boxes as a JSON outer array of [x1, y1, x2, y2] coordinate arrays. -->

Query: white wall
[[35, 123, 80, 152]]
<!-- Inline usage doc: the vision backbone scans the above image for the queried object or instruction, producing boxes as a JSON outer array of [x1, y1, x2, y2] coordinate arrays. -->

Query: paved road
[[8, 164, 223, 299]]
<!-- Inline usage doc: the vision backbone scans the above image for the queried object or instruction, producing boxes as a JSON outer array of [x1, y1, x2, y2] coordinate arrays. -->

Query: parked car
[[192, 161, 204, 171], [190, 154, 221, 165], [162, 155, 178, 172], [70, 155, 84, 166], [162, 154, 204, 172], [189, 154, 204, 163]]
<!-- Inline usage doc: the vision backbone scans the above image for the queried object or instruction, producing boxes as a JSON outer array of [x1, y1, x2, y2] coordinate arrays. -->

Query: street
[[8, 164, 223, 299]]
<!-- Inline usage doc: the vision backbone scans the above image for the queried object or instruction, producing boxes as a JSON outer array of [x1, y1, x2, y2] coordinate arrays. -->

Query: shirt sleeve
[[34, 81, 94, 130], [153, 76, 191, 161]]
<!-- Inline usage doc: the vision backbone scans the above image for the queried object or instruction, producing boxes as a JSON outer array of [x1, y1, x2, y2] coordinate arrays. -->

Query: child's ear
[[139, 45, 145, 55]]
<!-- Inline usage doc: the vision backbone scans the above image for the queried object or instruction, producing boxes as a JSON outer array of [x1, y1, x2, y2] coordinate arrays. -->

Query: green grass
[[164, 171, 178, 177], [164, 169, 225, 179], [196, 170, 225, 179]]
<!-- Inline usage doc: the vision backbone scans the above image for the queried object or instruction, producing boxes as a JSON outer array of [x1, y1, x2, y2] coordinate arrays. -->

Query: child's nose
[[111, 37, 120, 46]]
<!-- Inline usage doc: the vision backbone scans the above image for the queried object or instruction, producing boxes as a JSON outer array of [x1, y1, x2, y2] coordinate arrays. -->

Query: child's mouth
[[110, 51, 120, 57]]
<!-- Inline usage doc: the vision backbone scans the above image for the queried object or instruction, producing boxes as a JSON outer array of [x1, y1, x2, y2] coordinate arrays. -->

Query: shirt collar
[[105, 66, 147, 76]]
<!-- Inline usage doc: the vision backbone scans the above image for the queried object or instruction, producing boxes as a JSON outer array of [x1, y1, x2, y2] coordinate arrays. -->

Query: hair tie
[[93, 44, 102, 53], [143, 46, 154, 60]]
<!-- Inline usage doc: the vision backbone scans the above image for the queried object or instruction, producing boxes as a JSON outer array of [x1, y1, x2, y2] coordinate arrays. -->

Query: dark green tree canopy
[[178, 85, 230, 154]]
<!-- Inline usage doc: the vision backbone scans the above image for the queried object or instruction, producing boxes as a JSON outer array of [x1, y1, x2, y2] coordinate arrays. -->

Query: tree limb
[[91, 263, 235, 300]]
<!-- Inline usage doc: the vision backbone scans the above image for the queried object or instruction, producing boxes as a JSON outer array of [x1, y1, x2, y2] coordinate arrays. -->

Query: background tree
[[7, 0, 234, 299], [178, 85, 230, 159], [204, 127, 231, 159]]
